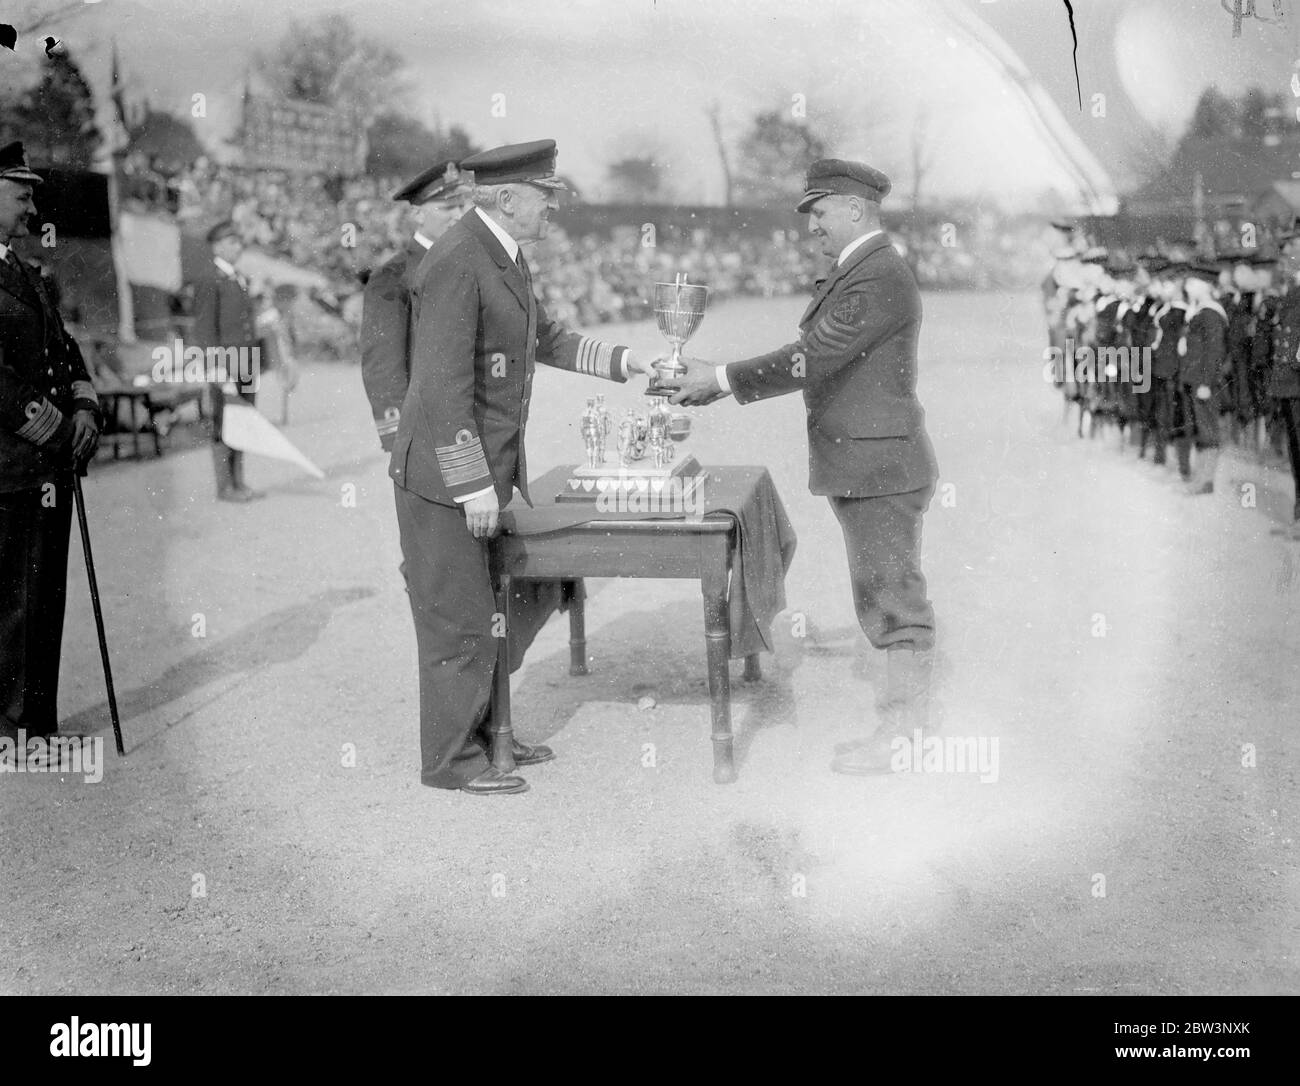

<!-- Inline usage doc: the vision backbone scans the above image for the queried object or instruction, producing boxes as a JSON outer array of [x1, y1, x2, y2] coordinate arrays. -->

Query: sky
[[0, 0, 1293, 210]]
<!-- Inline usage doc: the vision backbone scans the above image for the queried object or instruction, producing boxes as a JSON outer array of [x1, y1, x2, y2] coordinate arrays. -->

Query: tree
[[365, 113, 480, 179], [1187, 87, 1240, 141], [908, 104, 936, 213], [605, 156, 666, 203], [128, 108, 204, 170], [703, 100, 734, 209], [255, 13, 410, 124], [2, 48, 101, 168], [732, 109, 827, 207]]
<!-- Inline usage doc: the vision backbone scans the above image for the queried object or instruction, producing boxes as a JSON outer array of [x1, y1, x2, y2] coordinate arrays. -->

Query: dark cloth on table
[[500, 464, 796, 658]]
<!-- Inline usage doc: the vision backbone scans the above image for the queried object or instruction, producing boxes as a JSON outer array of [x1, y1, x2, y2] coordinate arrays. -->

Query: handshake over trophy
[[556, 274, 708, 505]]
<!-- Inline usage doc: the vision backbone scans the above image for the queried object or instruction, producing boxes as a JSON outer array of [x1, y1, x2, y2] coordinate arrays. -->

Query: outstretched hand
[[667, 356, 729, 407]]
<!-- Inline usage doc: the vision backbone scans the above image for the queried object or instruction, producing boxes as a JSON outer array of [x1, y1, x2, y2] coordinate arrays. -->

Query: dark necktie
[[516, 250, 534, 296], [516, 250, 536, 363]]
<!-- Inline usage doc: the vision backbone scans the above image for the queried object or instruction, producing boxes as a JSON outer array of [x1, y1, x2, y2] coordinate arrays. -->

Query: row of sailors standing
[[1044, 237, 1300, 525]]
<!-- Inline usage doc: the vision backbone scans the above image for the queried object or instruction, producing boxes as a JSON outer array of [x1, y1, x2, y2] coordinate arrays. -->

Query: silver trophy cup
[[649, 274, 708, 397]]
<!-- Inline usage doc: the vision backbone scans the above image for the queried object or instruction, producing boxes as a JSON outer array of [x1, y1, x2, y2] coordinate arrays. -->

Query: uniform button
[[47, 368, 53, 376]]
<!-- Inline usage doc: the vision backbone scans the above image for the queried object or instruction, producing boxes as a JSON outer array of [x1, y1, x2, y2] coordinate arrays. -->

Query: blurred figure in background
[[361, 160, 468, 451], [191, 220, 263, 502]]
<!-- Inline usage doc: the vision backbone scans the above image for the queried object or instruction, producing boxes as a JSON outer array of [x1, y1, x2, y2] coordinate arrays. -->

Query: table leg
[[490, 575, 516, 773], [743, 654, 762, 682], [701, 536, 735, 784], [567, 579, 588, 676], [111, 397, 122, 461]]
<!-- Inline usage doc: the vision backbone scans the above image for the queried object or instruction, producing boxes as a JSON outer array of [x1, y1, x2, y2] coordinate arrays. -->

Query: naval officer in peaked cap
[[0, 141, 101, 746], [391, 139, 658, 795], [361, 159, 470, 451], [669, 158, 941, 775]]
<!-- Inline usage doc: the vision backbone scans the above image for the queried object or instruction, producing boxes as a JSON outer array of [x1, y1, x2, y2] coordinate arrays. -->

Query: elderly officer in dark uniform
[[191, 220, 262, 502], [361, 160, 468, 451], [392, 140, 656, 796], [0, 141, 100, 745], [669, 159, 940, 775]]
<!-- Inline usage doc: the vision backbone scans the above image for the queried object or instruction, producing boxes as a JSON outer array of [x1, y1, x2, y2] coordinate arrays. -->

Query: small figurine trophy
[[581, 398, 602, 468], [595, 393, 612, 461], [559, 399, 703, 504], [648, 273, 709, 397]]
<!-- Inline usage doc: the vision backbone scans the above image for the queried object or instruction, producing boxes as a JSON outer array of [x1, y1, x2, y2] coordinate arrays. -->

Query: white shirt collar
[[475, 207, 519, 263], [213, 256, 238, 278], [413, 231, 434, 250], [836, 229, 882, 268], [0, 241, 9, 262]]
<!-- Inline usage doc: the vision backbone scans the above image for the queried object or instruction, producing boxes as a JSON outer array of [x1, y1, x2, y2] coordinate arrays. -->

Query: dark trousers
[[1280, 398, 1300, 502], [829, 483, 936, 652], [1171, 386, 1221, 479], [1136, 377, 1173, 462], [0, 480, 73, 737], [394, 483, 497, 787]]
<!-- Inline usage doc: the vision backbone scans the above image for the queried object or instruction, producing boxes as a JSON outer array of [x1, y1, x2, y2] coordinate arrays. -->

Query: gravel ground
[[1, 291, 1296, 995]]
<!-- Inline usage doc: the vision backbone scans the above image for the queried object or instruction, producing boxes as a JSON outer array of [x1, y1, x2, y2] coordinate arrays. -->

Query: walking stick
[[72, 473, 124, 756]]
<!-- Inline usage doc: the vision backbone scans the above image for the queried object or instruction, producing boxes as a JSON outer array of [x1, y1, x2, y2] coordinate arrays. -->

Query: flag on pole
[[219, 401, 324, 479]]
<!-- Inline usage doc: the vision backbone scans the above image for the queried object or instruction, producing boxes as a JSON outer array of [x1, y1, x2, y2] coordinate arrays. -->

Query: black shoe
[[460, 767, 529, 795], [511, 739, 554, 766]]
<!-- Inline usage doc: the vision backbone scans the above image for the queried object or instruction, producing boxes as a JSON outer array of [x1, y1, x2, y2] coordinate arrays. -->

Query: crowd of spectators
[[119, 155, 1049, 349]]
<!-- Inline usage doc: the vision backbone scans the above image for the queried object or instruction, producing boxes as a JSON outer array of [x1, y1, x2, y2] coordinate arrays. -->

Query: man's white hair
[[471, 182, 518, 209]]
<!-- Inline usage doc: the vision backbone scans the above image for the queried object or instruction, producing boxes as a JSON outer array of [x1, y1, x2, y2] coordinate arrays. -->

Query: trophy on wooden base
[[558, 398, 704, 506]]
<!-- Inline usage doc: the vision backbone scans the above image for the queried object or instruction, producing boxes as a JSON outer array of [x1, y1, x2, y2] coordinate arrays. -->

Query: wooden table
[[487, 511, 763, 785], [98, 389, 164, 460]]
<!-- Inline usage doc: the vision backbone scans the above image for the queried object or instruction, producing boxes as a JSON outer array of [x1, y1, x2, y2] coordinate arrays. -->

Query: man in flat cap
[[669, 158, 940, 775], [0, 141, 101, 748], [191, 220, 263, 501], [392, 139, 657, 795], [361, 159, 469, 451]]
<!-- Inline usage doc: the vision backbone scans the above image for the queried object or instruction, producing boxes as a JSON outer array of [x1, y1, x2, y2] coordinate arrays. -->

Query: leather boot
[[1175, 438, 1192, 480], [831, 646, 936, 775], [1185, 447, 1218, 496], [212, 444, 239, 501], [229, 451, 265, 501]]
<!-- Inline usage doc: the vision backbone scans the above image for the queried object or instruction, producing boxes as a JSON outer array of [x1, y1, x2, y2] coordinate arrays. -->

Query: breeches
[[829, 483, 936, 652]]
